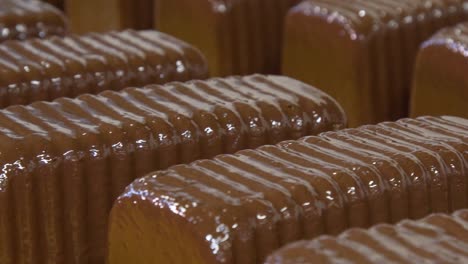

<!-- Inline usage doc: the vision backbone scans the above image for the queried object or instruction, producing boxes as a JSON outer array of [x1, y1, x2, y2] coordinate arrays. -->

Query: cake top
[[0, 73, 345, 153], [423, 22, 468, 52], [265, 209, 468, 263], [0, 29, 208, 96], [0, 0, 66, 39], [292, 0, 468, 38]]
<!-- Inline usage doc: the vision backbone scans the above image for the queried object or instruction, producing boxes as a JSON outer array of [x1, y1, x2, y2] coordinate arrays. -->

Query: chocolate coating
[[156, 0, 301, 76], [0, 74, 345, 264], [0, 29, 208, 107], [109, 116, 468, 264], [0, 0, 66, 42], [265, 209, 468, 264], [67, 0, 153, 33], [411, 22, 468, 118], [282, 0, 468, 126]]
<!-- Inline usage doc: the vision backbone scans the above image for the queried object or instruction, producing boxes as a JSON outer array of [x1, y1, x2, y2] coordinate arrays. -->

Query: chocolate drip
[[109, 116, 468, 264]]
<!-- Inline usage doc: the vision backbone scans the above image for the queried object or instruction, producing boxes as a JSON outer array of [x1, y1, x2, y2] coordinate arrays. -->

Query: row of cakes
[[2, 0, 467, 125], [0, 0, 466, 263]]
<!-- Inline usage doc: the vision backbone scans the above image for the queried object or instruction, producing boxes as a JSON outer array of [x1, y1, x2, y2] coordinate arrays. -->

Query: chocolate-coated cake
[[283, 0, 468, 126], [0, 29, 207, 107], [265, 209, 468, 263], [155, 0, 301, 76], [0, 74, 345, 264], [66, 0, 154, 33], [109, 116, 468, 264], [0, 0, 67, 42], [411, 22, 468, 118]]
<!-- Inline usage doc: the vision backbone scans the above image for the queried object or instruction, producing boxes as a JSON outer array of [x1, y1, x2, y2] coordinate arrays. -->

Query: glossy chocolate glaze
[[0, 0, 66, 42], [411, 22, 468, 118], [283, 0, 468, 127], [0, 29, 208, 107], [0, 74, 345, 264], [109, 116, 468, 264], [156, 0, 301, 76], [265, 209, 468, 263]]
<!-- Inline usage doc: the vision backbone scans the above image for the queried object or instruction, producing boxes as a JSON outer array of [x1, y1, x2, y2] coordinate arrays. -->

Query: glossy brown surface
[[0, 29, 207, 108], [66, 0, 154, 33], [0, 0, 66, 42], [265, 209, 468, 264], [411, 22, 468, 118], [156, 0, 301, 76], [109, 116, 468, 264], [283, 0, 468, 127], [0, 74, 345, 264]]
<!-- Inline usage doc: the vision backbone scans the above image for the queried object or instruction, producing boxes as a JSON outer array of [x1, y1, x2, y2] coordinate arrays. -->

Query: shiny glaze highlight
[[0, 0, 67, 42], [0, 29, 208, 107], [0, 74, 346, 264], [109, 116, 468, 264], [265, 209, 468, 263]]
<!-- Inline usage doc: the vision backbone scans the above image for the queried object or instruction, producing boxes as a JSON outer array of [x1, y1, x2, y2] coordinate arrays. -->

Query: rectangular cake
[[0, 29, 208, 107], [155, 0, 301, 76], [109, 116, 468, 264], [265, 209, 468, 263], [0, 74, 345, 264], [282, 0, 468, 126], [411, 22, 468, 118], [0, 0, 67, 42]]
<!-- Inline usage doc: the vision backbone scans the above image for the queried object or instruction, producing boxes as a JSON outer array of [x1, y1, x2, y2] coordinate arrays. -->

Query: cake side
[[282, 0, 468, 126], [411, 22, 468, 118], [282, 0, 373, 127]]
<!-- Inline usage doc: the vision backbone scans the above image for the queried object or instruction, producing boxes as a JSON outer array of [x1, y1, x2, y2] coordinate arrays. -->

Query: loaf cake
[[0, 0, 67, 42], [109, 116, 468, 264], [155, 0, 301, 76], [0, 74, 345, 264], [282, 0, 468, 127], [265, 209, 468, 263], [411, 22, 468, 118], [66, 0, 154, 33], [0, 29, 207, 107]]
